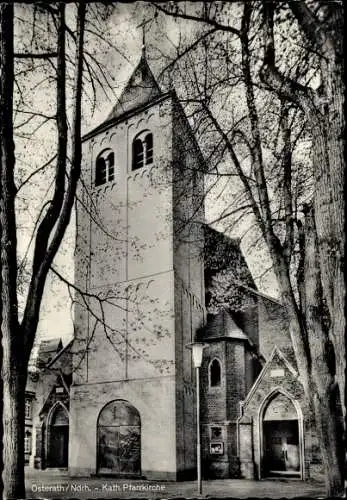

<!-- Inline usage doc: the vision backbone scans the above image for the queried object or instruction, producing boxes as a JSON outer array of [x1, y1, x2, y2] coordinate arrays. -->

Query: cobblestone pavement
[[25, 469, 330, 499]]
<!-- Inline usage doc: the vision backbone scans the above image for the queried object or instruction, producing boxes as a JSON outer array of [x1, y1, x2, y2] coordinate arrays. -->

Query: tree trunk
[[2, 349, 27, 499], [304, 205, 344, 497], [312, 60, 345, 422], [1, 4, 27, 498], [266, 221, 344, 496], [259, 3, 345, 491]]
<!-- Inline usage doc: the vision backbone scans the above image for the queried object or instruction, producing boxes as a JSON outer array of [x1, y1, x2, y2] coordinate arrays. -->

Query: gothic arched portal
[[261, 392, 302, 477], [47, 403, 69, 468], [97, 400, 141, 475]]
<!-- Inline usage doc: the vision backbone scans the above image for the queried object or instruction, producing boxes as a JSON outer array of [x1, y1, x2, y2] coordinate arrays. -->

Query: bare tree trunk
[[304, 206, 344, 496], [312, 67, 345, 423], [2, 356, 27, 499], [259, 3, 345, 493], [0, 4, 25, 498], [1, 3, 86, 498]]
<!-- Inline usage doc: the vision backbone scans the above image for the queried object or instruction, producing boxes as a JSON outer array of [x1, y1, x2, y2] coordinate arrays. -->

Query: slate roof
[[107, 49, 162, 120], [197, 309, 250, 343], [37, 338, 63, 368]]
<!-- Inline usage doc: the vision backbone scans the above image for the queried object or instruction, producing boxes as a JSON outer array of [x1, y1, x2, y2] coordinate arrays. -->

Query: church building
[[29, 49, 323, 481]]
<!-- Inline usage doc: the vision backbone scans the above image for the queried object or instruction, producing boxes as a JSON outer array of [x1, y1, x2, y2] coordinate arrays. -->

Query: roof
[[236, 282, 282, 306], [46, 338, 73, 369], [197, 309, 250, 343], [37, 338, 63, 367], [82, 92, 172, 142], [107, 49, 162, 120], [203, 226, 255, 288]]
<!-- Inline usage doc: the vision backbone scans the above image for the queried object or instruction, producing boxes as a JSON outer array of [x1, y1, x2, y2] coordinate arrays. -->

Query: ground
[[25, 469, 329, 499]]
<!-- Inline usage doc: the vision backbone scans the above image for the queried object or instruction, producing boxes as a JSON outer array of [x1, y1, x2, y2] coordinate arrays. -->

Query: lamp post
[[186, 342, 207, 495]]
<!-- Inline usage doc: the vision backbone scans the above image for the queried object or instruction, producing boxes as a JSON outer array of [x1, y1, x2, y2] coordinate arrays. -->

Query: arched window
[[210, 359, 222, 387], [25, 398, 32, 419], [95, 149, 115, 186], [132, 131, 153, 171], [24, 431, 31, 454]]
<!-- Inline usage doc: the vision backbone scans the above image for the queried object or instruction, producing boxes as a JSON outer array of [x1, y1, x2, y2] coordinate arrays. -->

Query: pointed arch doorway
[[47, 404, 69, 468], [261, 392, 303, 478], [97, 400, 141, 476]]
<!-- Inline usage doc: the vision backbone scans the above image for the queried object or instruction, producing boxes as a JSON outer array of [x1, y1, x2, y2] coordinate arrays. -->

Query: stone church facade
[[28, 50, 323, 481]]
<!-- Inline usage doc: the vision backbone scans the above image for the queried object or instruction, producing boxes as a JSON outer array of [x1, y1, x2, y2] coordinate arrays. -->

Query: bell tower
[[69, 51, 206, 479]]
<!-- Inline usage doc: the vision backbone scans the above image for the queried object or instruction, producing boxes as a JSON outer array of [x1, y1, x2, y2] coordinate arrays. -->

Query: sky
[[15, 2, 279, 346]]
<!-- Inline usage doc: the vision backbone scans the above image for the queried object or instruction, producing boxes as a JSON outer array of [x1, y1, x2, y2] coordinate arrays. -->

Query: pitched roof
[[37, 338, 63, 368], [197, 309, 250, 343], [46, 338, 73, 369], [107, 50, 162, 120]]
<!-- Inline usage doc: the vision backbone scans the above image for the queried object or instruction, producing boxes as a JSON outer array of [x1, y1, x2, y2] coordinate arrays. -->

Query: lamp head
[[186, 342, 208, 368]]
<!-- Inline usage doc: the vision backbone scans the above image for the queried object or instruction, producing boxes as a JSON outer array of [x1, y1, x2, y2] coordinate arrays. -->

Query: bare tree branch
[[14, 51, 57, 59]]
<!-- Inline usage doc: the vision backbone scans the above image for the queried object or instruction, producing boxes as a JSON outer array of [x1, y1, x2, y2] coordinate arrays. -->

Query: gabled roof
[[107, 49, 162, 120], [46, 338, 73, 369], [37, 338, 63, 367]]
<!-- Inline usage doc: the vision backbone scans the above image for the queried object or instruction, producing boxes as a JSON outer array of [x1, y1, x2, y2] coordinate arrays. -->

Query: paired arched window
[[95, 149, 115, 186], [132, 131, 153, 171], [209, 358, 222, 387]]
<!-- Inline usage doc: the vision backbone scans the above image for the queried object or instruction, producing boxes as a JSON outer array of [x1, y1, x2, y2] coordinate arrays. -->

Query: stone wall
[[69, 377, 177, 478], [72, 92, 206, 479], [32, 344, 72, 469], [238, 348, 321, 480]]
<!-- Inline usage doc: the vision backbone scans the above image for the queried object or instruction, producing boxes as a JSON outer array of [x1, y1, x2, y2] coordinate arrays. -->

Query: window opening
[[95, 149, 114, 186], [132, 131, 153, 170], [210, 359, 221, 387], [24, 432, 31, 454], [25, 398, 32, 419]]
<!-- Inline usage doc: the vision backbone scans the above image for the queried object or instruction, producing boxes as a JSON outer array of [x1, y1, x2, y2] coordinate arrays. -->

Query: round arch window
[[97, 400, 141, 475], [132, 131, 153, 171], [95, 149, 115, 186]]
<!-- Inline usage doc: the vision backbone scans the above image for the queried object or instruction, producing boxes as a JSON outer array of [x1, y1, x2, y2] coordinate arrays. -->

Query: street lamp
[[186, 341, 207, 495]]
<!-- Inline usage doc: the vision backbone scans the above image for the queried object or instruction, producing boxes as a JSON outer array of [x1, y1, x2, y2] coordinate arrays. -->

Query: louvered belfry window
[[132, 131, 153, 171]]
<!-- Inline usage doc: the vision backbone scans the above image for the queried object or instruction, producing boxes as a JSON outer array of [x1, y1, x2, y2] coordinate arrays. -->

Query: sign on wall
[[210, 442, 224, 455]]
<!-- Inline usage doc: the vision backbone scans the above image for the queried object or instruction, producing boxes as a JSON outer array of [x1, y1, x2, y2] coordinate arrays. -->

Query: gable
[[241, 346, 301, 411], [38, 372, 71, 417]]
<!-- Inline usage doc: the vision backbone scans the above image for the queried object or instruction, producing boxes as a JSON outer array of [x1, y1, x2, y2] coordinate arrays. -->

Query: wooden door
[[263, 420, 300, 475], [49, 425, 68, 467], [97, 400, 141, 476]]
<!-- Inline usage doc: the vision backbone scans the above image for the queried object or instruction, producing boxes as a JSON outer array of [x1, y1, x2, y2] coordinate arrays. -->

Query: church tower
[[69, 50, 206, 479]]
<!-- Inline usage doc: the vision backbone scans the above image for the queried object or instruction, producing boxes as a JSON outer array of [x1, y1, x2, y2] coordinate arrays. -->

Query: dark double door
[[263, 420, 300, 476], [48, 425, 69, 467]]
